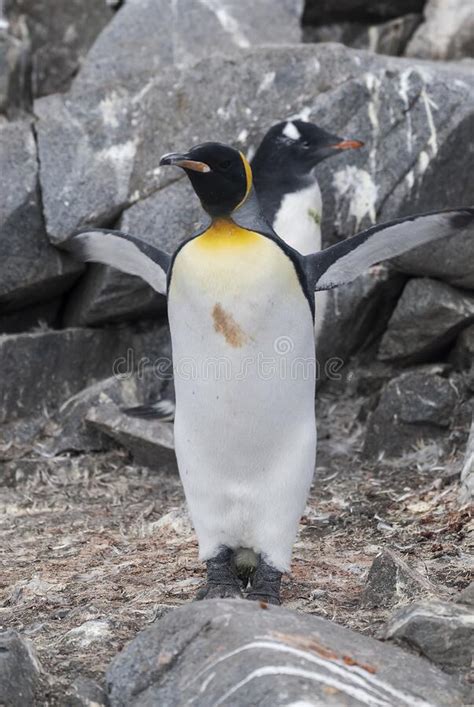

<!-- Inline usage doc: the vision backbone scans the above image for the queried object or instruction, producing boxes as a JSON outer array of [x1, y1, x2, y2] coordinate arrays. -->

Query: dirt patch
[[0, 386, 471, 704], [212, 302, 248, 347]]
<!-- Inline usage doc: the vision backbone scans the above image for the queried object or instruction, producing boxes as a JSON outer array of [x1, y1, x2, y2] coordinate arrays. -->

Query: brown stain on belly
[[212, 303, 248, 348]]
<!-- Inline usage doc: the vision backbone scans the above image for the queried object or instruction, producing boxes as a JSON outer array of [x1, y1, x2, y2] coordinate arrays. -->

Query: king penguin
[[124, 120, 363, 421], [65, 142, 473, 604]]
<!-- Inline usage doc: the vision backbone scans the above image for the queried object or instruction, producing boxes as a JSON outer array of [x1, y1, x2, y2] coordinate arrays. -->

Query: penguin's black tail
[[122, 398, 175, 421], [234, 548, 258, 585]]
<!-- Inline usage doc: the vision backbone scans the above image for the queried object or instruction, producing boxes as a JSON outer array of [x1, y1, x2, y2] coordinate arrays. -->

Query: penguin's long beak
[[330, 138, 364, 151], [160, 152, 211, 173]]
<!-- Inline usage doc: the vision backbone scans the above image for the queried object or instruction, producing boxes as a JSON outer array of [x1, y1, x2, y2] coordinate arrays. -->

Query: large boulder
[[5, 0, 114, 97], [74, 0, 303, 92], [405, 0, 474, 60], [378, 278, 474, 363], [363, 368, 461, 458], [0, 120, 81, 311], [384, 600, 474, 675], [35, 44, 474, 246], [0, 321, 170, 422], [392, 228, 474, 290], [0, 630, 42, 707], [106, 598, 468, 706]]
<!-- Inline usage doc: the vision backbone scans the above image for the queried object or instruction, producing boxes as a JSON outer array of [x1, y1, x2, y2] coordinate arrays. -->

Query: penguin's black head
[[253, 120, 364, 179], [160, 142, 252, 217]]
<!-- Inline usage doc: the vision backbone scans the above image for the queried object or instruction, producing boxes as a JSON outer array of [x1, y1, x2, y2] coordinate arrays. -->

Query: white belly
[[272, 180, 327, 339], [168, 226, 316, 571]]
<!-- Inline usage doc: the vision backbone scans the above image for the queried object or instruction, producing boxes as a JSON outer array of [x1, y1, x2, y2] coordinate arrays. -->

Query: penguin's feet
[[195, 547, 243, 601], [195, 582, 242, 600], [246, 556, 282, 606]]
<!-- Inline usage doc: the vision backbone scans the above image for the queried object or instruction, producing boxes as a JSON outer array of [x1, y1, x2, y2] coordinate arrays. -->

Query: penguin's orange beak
[[330, 139, 364, 151]]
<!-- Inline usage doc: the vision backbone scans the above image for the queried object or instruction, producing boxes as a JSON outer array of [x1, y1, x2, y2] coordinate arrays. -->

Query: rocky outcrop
[[74, 0, 303, 92], [378, 278, 474, 363], [106, 598, 468, 706], [0, 120, 81, 311], [405, 0, 474, 60], [5, 0, 115, 97], [0, 322, 170, 422]]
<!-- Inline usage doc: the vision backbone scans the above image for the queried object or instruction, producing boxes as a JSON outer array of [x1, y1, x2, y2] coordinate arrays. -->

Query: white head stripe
[[282, 121, 301, 140]]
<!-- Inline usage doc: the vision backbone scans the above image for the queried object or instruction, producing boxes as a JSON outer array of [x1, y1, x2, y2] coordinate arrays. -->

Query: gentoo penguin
[[124, 120, 363, 421], [66, 142, 473, 604]]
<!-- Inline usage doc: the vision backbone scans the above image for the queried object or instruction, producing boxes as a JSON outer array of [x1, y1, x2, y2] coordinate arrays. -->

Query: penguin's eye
[[219, 159, 232, 170], [301, 141, 310, 149]]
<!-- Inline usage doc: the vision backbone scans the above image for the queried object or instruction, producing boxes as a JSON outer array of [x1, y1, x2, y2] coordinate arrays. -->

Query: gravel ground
[[0, 385, 471, 704]]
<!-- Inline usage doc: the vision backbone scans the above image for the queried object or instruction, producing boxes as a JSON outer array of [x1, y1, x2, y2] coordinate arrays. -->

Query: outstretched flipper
[[306, 208, 474, 291], [64, 228, 171, 296]]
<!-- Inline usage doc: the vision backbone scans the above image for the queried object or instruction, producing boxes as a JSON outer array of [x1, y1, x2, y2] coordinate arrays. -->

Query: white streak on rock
[[420, 87, 439, 156], [200, 0, 250, 48], [237, 129, 248, 144], [333, 166, 378, 230], [257, 71, 275, 94], [399, 69, 414, 153], [417, 150, 431, 176], [99, 92, 124, 129], [365, 74, 381, 174]]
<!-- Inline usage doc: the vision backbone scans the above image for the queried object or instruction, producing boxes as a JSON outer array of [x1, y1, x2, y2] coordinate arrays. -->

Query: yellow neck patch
[[235, 152, 253, 210], [196, 218, 260, 250]]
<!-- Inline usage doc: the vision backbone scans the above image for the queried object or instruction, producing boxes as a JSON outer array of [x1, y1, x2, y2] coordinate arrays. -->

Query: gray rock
[[459, 418, 474, 504], [392, 229, 474, 290], [302, 0, 425, 24], [318, 266, 406, 381], [35, 44, 474, 245], [65, 677, 109, 707], [0, 630, 42, 707], [304, 14, 422, 57], [450, 324, 474, 370], [42, 366, 169, 454], [363, 369, 460, 459], [0, 120, 81, 311], [456, 581, 474, 606], [0, 17, 30, 115], [384, 600, 474, 674], [378, 278, 474, 363], [86, 403, 177, 472], [5, 0, 114, 97], [106, 598, 468, 706], [74, 0, 303, 92], [405, 0, 474, 61], [63, 179, 200, 326], [362, 548, 443, 608], [0, 321, 171, 422]]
